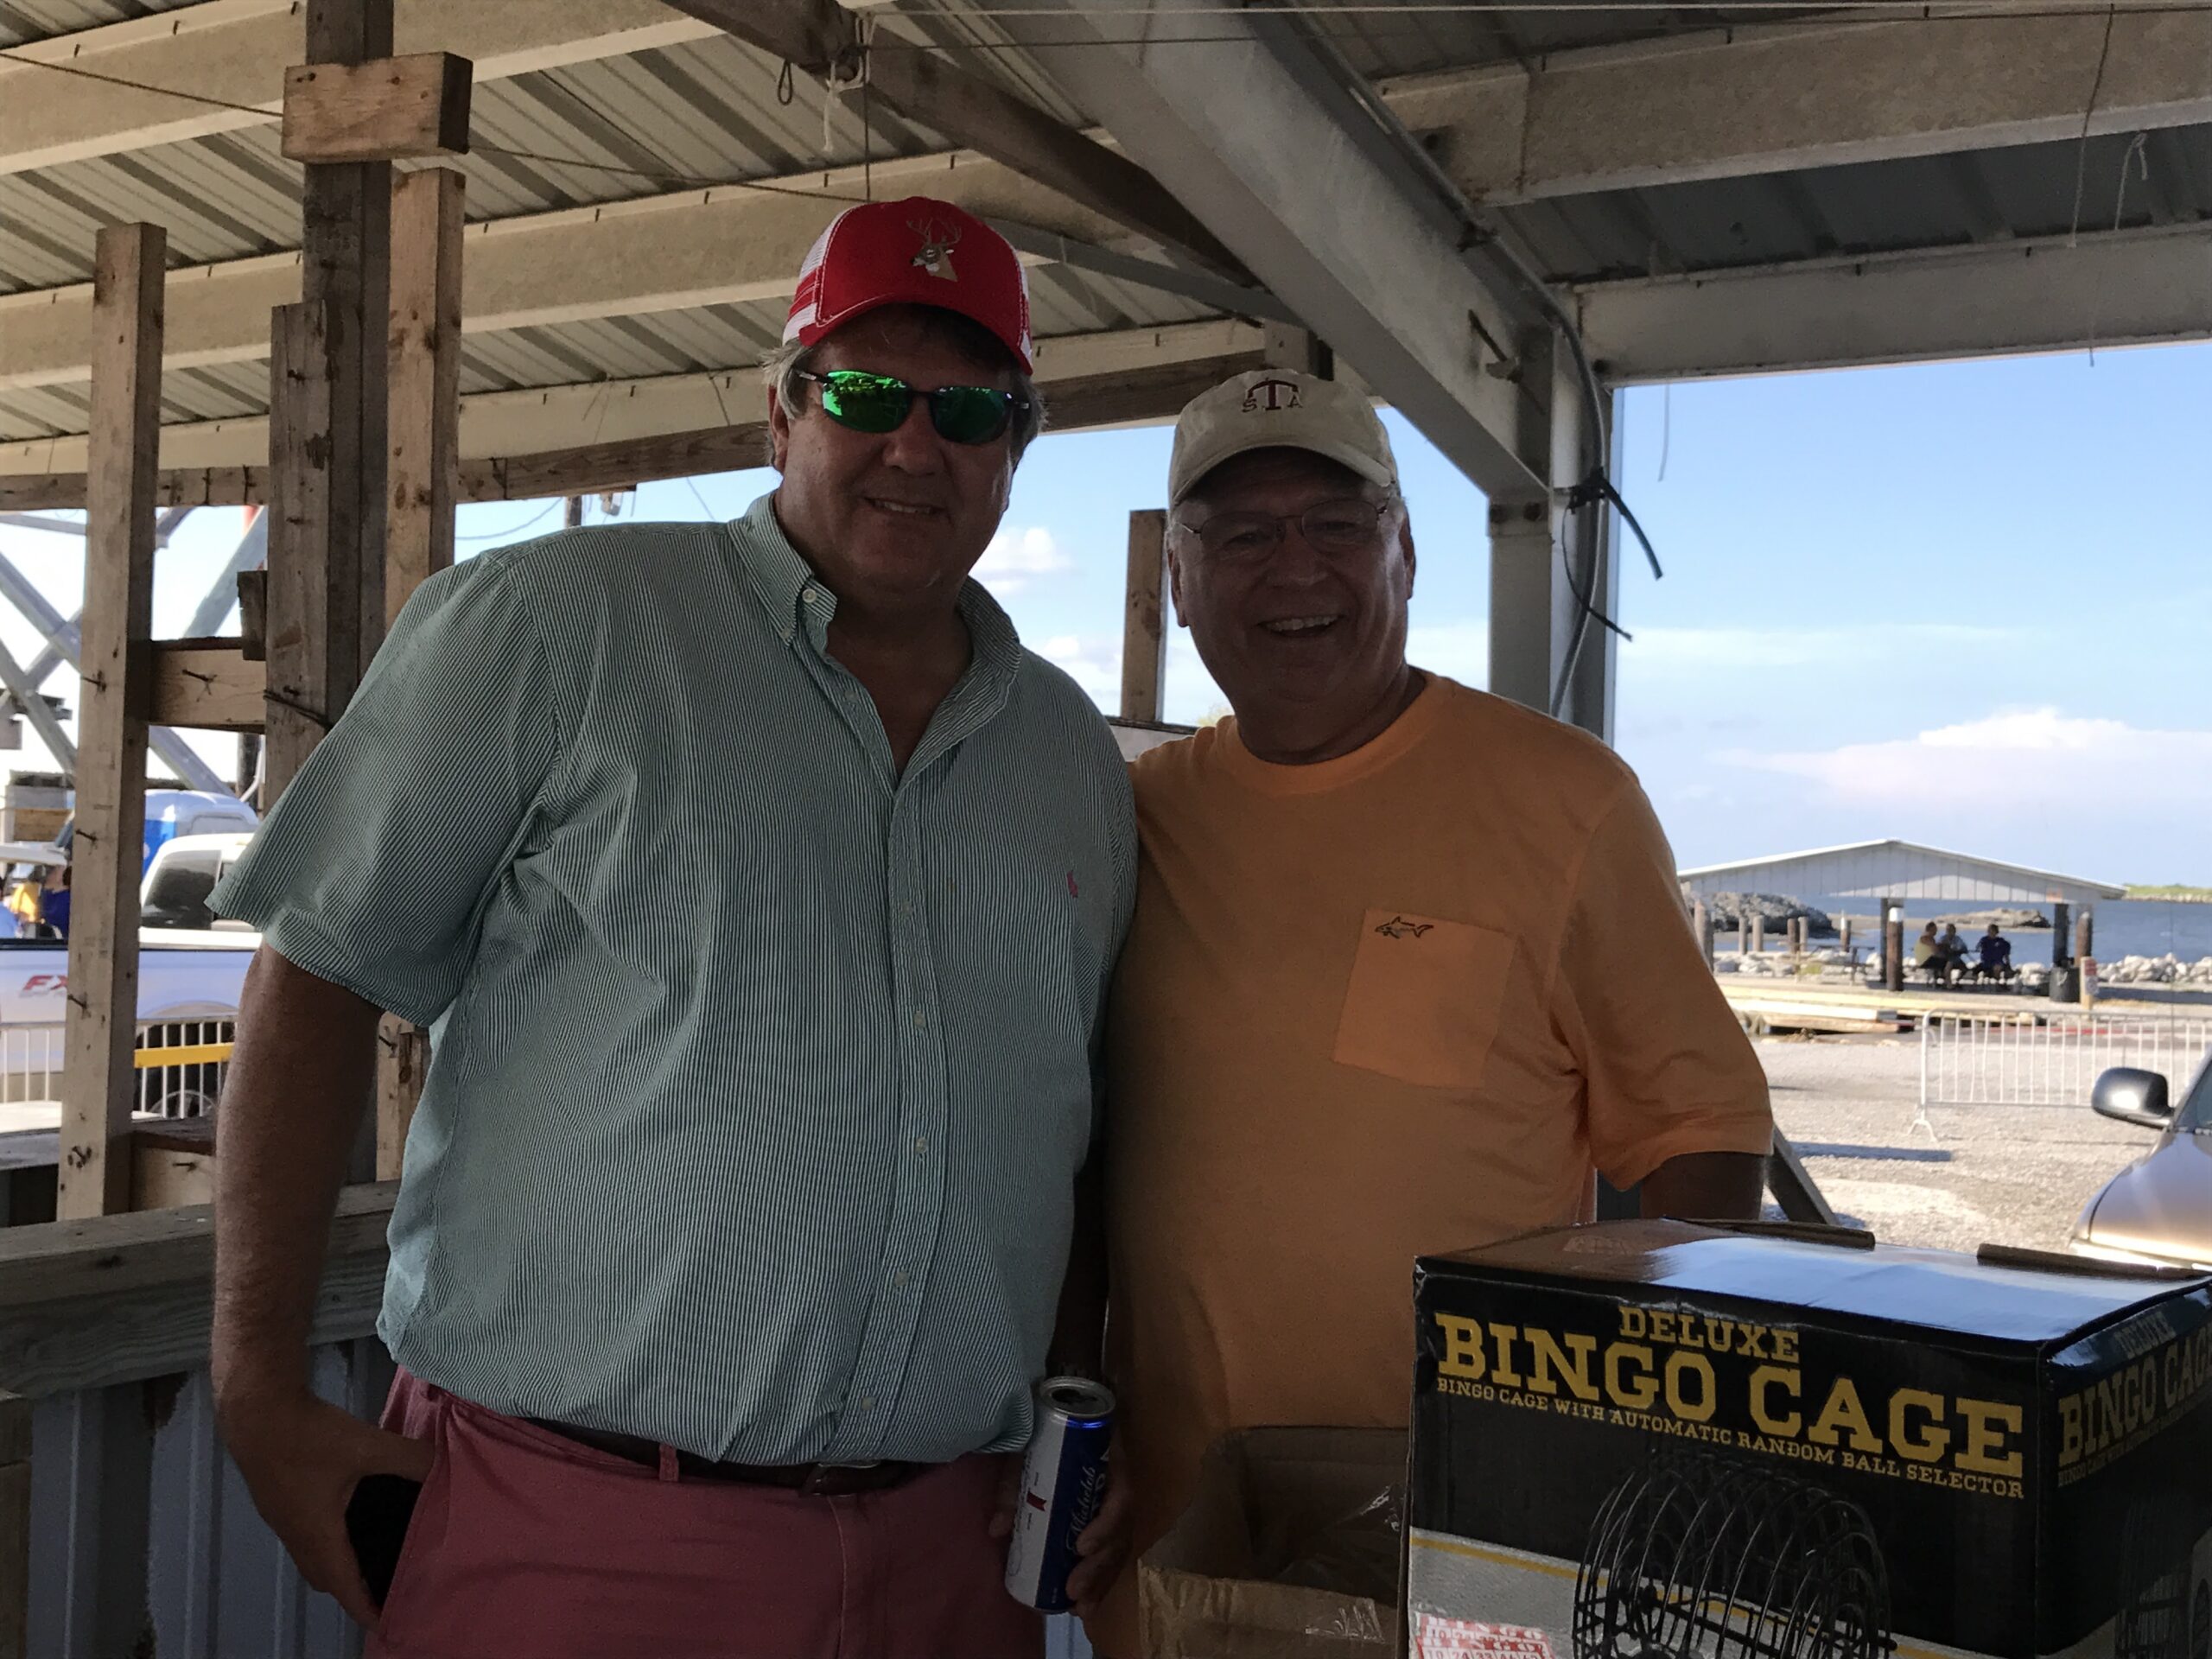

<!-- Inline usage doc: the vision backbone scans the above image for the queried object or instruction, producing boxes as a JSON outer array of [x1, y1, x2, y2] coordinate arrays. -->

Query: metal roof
[[1506, 127, 2212, 286], [0, 0, 203, 49], [4, 0, 2208, 456], [1679, 840, 2126, 906]]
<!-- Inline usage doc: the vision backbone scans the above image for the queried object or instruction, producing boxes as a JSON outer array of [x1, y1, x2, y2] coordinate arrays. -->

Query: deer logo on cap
[[1242, 378, 1302, 414], [909, 217, 962, 282]]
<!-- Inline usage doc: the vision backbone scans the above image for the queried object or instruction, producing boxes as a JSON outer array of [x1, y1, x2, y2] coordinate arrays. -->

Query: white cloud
[[972, 526, 1073, 594], [1036, 633, 1120, 702], [1721, 709, 2212, 811]]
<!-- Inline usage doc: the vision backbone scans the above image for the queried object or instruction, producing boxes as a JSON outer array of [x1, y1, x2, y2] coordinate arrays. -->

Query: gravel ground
[[1756, 1033, 2160, 1254]]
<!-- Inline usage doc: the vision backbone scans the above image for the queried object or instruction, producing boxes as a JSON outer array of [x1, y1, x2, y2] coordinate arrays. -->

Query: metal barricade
[[0, 1019, 236, 1116], [1918, 1012, 2212, 1109]]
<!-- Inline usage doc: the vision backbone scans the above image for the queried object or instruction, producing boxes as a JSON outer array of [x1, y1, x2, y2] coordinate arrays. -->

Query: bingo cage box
[[1407, 1220, 2212, 1659]]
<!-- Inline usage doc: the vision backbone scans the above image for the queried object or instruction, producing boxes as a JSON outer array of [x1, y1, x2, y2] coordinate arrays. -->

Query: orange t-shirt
[[1091, 675, 1771, 1656]]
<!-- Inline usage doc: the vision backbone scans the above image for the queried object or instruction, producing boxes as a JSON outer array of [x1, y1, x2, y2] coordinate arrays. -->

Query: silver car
[[2070, 1056, 2212, 1273]]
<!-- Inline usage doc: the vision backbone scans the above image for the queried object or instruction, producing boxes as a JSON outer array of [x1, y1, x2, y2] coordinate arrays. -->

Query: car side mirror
[[2092, 1067, 2172, 1130]]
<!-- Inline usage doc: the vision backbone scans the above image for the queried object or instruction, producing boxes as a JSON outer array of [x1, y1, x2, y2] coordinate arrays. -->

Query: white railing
[[1919, 1012, 2212, 1108], [0, 1018, 235, 1116]]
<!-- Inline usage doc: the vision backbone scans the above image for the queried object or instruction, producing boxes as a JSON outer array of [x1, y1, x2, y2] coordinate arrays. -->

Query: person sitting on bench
[[1975, 924, 2014, 982]]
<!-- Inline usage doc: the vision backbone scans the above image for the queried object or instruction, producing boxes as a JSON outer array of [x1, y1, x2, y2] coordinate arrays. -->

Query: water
[[1808, 896, 2212, 963]]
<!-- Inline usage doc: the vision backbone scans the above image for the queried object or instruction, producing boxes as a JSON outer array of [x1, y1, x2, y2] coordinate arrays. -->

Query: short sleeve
[[210, 550, 563, 1027], [1552, 780, 1773, 1191]]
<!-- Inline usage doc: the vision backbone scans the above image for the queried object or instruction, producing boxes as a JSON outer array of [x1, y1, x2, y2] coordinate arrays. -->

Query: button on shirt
[[212, 495, 1136, 1465]]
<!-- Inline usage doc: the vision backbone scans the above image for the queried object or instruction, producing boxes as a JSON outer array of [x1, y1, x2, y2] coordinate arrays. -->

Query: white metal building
[[1679, 839, 2126, 906]]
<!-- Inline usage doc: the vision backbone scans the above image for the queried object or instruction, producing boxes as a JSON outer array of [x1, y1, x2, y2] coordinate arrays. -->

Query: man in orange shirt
[[1091, 370, 1773, 1657]]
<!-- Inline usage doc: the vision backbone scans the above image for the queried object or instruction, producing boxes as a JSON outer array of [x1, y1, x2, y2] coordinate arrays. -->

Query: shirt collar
[[729, 491, 1026, 696]]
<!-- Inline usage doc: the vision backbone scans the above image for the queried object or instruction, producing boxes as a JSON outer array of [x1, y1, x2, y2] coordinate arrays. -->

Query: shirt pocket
[[1332, 908, 1517, 1090]]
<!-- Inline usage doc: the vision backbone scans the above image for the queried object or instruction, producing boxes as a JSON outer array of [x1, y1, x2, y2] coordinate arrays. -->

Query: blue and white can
[[1004, 1376, 1116, 1612]]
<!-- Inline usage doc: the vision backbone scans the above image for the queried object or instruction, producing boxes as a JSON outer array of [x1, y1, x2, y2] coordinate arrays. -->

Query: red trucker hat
[[783, 196, 1033, 371]]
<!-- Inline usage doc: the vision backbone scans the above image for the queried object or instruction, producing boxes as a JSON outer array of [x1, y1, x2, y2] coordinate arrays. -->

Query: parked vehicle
[[0, 833, 259, 1115], [2069, 1053, 2212, 1273]]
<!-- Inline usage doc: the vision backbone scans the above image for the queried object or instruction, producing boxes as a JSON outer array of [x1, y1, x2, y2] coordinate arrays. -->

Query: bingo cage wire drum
[[1573, 1452, 1894, 1659]]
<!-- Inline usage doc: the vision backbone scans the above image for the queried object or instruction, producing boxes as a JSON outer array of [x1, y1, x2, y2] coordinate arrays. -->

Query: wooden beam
[[607, 0, 1246, 278], [304, 0, 392, 685], [58, 224, 163, 1223], [0, 0, 719, 177], [145, 642, 266, 732], [0, 1185, 396, 1400], [378, 163, 464, 1180], [263, 302, 336, 800], [0, 470, 264, 513], [1120, 509, 1167, 723], [7, 338, 1271, 510], [282, 52, 473, 163], [385, 166, 465, 626]]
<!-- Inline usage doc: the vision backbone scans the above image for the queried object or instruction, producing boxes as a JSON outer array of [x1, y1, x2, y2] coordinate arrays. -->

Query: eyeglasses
[[792, 369, 1030, 446], [1179, 498, 1397, 563]]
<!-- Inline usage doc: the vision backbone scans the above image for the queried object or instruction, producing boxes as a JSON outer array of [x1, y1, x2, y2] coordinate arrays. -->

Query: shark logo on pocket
[[1375, 915, 1433, 940]]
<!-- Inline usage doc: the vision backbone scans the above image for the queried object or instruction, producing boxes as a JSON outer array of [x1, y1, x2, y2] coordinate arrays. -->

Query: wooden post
[[385, 165, 463, 632], [263, 302, 337, 803], [291, 0, 393, 709], [58, 224, 164, 1222], [2052, 901, 2071, 966], [376, 162, 465, 1179], [1120, 508, 1168, 723], [1734, 915, 1747, 958], [1883, 897, 1904, 993], [2075, 908, 2094, 964], [1750, 915, 1765, 959], [563, 495, 584, 531], [1840, 916, 1854, 960], [1692, 900, 1713, 969]]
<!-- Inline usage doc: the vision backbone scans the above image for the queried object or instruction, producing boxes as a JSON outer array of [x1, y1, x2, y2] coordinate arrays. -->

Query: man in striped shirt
[[208, 199, 1135, 1656]]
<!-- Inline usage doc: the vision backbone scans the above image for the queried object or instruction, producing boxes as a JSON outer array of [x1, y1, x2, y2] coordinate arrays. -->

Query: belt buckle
[[803, 1459, 881, 1495]]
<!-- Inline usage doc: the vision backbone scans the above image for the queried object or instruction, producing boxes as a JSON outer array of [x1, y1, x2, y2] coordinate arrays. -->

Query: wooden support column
[[264, 0, 394, 807], [58, 224, 163, 1223], [1121, 509, 1169, 724], [264, 303, 336, 802], [1692, 900, 1713, 970], [1882, 897, 1904, 993], [377, 162, 465, 1180], [1750, 915, 1764, 959], [1840, 916, 1854, 960], [384, 166, 463, 632]]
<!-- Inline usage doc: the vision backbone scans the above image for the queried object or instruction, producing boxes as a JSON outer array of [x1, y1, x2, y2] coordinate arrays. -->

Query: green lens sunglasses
[[794, 369, 1029, 446]]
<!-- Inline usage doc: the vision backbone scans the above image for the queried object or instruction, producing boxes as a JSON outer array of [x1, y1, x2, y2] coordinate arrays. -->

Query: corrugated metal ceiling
[[0, 0, 200, 49], [6, 0, 2209, 447], [0, 263, 1222, 442]]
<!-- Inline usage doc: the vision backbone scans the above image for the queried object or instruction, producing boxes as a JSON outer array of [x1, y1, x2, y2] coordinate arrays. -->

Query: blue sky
[[3, 340, 2205, 881]]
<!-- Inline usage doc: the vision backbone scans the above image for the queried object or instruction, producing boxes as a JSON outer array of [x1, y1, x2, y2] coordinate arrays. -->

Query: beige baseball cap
[[1168, 369, 1398, 505]]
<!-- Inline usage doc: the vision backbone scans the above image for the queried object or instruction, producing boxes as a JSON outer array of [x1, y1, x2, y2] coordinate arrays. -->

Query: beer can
[[1004, 1376, 1116, 1611]]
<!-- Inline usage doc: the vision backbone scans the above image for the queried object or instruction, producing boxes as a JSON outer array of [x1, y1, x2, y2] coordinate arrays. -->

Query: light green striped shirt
[[213, 494, 1136, 1465]]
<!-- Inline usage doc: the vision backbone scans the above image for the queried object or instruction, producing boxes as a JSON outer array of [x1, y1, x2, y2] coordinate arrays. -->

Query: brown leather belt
[[528, 1418, 923, 1495]]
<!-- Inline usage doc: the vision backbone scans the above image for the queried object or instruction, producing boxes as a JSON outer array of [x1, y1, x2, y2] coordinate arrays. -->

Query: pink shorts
[[365, 1370, 1044, 1659]]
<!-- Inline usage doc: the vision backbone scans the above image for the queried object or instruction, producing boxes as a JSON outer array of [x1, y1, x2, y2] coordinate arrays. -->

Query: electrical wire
[[455, 500, 563, 542]]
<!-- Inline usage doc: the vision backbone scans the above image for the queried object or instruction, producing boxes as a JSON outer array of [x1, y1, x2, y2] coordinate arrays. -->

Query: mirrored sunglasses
[[794, 369, 1028, 446]]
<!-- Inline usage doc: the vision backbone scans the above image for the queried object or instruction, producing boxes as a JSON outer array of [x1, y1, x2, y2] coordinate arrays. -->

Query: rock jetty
[[1681, 890, 1835, 937]]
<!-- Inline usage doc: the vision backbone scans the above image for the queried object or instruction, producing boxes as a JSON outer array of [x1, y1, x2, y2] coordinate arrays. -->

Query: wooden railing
[[0, 1183, 395, 1658]]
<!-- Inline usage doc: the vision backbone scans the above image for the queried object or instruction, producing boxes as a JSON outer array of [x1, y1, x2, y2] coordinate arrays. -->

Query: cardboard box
[[1141, 1427, 1407, 1659], [1408, 1221, 2212, 1659]]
